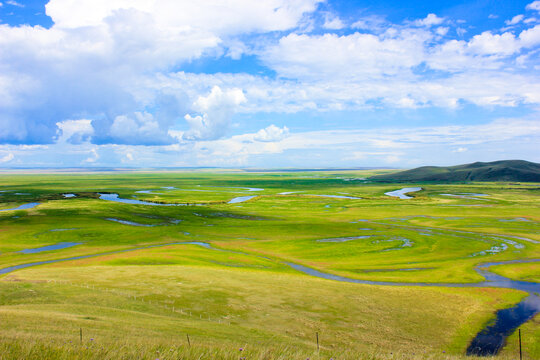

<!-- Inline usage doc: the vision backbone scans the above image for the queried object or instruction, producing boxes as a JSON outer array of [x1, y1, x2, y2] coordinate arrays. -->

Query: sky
[[0, 0, 539, 168]]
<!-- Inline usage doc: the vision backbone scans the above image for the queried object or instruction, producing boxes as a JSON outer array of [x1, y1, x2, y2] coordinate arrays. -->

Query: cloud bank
[[0, 0, 539, 167]]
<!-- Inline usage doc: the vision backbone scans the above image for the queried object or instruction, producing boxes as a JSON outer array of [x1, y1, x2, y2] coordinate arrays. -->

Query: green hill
[[370, 160, 540, 182]]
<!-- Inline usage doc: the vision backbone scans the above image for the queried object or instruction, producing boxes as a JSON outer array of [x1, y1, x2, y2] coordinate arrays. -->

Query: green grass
[[490, 262, 540, 282], [0, 171, 539, 359]]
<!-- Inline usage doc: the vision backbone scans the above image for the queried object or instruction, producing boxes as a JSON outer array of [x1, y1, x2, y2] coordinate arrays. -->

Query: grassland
[[0, 171, 539, 359]]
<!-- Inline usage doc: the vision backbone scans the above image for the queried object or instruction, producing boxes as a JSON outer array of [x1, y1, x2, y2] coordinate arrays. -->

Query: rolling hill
[[369, 160, 540, 182]]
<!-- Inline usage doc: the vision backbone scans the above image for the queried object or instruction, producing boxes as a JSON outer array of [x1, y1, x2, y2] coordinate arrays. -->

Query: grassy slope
[[369, 160, 540, 182], [0, 257, 524, 359], [0, 171, 539, 359]]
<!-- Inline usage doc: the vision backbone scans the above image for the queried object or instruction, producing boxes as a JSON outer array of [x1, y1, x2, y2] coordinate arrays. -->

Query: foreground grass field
[[0, 171, 539, 359]]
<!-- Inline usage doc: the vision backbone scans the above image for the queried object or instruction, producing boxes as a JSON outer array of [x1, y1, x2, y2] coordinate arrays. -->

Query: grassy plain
[[0, 171, 539, 359]]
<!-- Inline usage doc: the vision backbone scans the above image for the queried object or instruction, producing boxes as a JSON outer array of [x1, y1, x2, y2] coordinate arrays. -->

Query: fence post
[[519, 328, 522, 360], [186, 334, 191, 347], [80, 328, 82, 344], [316, 332, 319, 351]]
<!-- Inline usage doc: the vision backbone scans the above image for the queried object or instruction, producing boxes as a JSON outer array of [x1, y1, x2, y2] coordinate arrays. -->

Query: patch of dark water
[[466, 295, 540, 356], [1, 235, 538, 357], [287, 259, 540, 356]]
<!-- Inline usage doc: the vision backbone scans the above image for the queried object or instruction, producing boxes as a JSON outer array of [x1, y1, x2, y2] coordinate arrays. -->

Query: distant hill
[[369, 160, 540, 182]]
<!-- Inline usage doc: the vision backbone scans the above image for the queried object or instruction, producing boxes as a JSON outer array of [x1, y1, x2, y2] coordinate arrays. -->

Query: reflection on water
[[317, 235, 371, 243], [228, 196, 256, 204], [309, 194, 362, 199], [99, 193, 188, 206], [0, 203, 40, 211], [467, 295, 540, 356], [19, 242, 82, 254], [384, 187, 422, 199]]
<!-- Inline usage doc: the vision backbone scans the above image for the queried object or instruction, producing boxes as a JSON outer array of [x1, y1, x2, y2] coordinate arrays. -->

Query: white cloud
[[1, 117, 539, 168], [45, 0, 321, 33], [488, 14, 498, 19], [5, 0, 23, 7], [0, 152, 14, 163], [173, 118, 540, 166], [183, 86, 246, 140], [350, 16, 386, 31], [468, 31, 521, 55], [436, 27, 449, 36], [520, 24, 540, 47], [526, 1, 540, 11], [253, 124, 289, 142], [84, 148, 99, 163], [55, 119, 94, 144], [506, 14, 524, 25], [0, 0, 320, 145], [108, 112, 172, 145], [323, 13, 345, 30], [1, 0, 540, 157], [414, 14, 445, 27], [263, 30, 430, 81]]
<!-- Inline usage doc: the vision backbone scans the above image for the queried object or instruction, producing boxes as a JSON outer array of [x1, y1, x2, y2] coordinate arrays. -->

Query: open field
[[0, 171, 539, 359]]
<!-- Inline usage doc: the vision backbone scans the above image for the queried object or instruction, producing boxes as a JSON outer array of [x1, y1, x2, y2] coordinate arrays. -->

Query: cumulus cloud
[[519, 24, 540, 47], [350, 16, 386, 31], [262, 30, 430, 81], [506, 14, 524, 25], [1, 0, 540, 169], [0, 152, 14, 163], [436, 27, 449, 36], [253, 125, 289, 142], [414, 14, 445, 27], [0, 0, 319, 145], [107, 112, 175, 145], [172, 118, 540, 167], [1, 116, 539, 167], [183, 86, 246, 140], [55, 119, 94, 144], [45, 0, 321, 33], [527, 1, 540, 11], [467, 31, 521, 55], [323, 13, 345, 30]]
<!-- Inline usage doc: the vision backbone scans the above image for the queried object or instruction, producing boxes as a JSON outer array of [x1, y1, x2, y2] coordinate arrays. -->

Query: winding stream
[[385, 187, 422, 199], [1, 190, 538, 356], [0, 239, 537, 356], [0, 203, 40, 211], [100, 193, 257, 205]]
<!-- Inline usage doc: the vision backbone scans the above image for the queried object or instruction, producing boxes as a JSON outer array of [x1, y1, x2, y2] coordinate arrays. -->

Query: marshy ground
[[0, 170, 538, 359]]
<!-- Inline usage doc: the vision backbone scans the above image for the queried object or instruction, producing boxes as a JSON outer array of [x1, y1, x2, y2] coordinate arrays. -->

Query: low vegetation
[[0, 170, 538, 359]]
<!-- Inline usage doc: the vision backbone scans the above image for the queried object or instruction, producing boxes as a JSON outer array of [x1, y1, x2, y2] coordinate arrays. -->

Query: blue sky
[[0, 0, 539, 168]]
